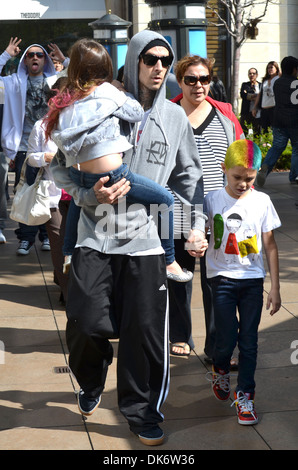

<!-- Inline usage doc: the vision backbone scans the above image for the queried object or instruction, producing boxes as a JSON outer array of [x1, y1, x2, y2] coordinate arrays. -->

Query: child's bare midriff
[[73, 153, 123, 174]]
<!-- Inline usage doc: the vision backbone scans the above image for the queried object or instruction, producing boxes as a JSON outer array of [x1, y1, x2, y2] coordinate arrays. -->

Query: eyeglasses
[[248, 72, 257, 75], [183, 75, 211, 86], [26, 52, 45, 59], [141, 53, 172, 68]]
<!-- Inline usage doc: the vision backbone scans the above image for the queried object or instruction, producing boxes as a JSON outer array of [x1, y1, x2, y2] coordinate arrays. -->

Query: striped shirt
[[193, 107, 228, 196], [169, 106, 228, 235]]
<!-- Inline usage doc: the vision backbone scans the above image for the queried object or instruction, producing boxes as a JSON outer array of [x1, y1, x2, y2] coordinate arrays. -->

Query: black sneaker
[[77, 389, 101, 416], [41, 238, 51, 251], [136, 425, 164, 446], [256, 164, 268, 187], [17, 240, 33, 256]]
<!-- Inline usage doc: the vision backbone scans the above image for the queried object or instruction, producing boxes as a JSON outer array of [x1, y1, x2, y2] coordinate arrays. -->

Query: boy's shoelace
[[231, 392, 254, 411], [206, 370, 233, 391]]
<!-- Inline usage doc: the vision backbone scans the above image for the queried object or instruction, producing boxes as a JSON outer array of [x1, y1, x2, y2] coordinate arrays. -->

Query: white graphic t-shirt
[[204, 188, 281, 279]]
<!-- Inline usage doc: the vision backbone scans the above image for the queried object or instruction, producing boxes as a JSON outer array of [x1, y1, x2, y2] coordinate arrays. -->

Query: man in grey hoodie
[[50, 30, 206, 446]]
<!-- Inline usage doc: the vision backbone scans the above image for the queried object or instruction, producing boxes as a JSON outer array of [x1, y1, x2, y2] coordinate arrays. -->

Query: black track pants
[[66, 247, 169, 433]]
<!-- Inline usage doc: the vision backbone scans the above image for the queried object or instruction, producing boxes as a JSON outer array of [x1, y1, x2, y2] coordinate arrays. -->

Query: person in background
[[0, 151, 8, 244], [208, 75, 227, 102], [52, 59, 64, 72], [116, 65, 124, 84], [26, 77, 70, 304], [165, 72, 181, 99], [252, 61, 280, 134], [256, 56, 298, 187], [0, 37, 67, 255], [240, 67, 261, 135], [170, 54, 244, 360]]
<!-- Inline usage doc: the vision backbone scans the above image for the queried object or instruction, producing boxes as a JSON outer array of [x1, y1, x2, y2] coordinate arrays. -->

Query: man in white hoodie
[[0, 37, 66, 254]]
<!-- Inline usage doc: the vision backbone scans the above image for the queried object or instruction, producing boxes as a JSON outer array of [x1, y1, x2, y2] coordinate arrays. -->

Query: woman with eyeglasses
[[168, 55, 244, 360], [252, 61, 280, 134]]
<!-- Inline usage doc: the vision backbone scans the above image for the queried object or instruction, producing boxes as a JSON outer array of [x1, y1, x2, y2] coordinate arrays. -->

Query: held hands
[[93, 176, 131, 204], [92, 182, 209, 258], [6, 37, 22, 57], [185, 229, 208, 258]]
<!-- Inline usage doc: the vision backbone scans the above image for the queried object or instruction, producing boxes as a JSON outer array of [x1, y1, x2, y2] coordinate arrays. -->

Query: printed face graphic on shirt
[[225, 213, 242, 255], [226, 213, 242, 233], [213, 210, 259, 262]]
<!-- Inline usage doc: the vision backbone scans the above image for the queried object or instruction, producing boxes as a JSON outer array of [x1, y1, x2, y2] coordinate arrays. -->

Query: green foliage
[[243, 122, 292, 171]]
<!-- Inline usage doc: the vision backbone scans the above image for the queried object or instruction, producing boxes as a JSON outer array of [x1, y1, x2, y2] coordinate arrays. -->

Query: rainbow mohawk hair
[[225, 140, 262, 170]]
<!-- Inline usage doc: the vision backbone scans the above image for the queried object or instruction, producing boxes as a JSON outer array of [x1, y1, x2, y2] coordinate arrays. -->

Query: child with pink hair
[[204, 139, 281, 425]]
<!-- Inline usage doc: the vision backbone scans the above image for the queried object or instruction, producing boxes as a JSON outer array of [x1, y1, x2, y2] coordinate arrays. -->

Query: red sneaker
[[210, 365, 230, 401], [231, 391, 258, 425]]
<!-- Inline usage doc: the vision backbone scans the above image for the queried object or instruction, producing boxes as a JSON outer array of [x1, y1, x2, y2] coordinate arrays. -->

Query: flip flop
[[170, 342, 191, 357], [230, 357, 239, 371]]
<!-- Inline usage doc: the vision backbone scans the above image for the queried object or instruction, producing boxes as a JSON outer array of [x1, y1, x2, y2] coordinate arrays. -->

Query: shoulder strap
[[17, 156, 45, 188]]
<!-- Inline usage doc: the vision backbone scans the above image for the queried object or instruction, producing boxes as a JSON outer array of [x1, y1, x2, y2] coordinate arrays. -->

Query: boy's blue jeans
[[210, 276, 264, 394], [263, 127, 298, 181], [69, 163, 175, 264]]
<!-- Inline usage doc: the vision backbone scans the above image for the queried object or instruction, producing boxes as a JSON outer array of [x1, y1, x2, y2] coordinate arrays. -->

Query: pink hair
[[225, 140, 262, 170], [43, 88, 83, 141]]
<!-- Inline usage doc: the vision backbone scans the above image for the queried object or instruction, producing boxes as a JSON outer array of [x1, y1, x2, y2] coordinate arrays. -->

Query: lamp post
[[145, 0, 207, 60], [89, 10, 132, 77]]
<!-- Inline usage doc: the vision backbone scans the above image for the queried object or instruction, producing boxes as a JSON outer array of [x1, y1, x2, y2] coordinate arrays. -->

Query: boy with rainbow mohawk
[[204, 139, 281, 425]]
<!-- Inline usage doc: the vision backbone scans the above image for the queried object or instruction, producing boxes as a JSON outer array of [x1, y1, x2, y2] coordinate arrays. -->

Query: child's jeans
[[210, 275, 264, 394], [69, 163, 175, 264]]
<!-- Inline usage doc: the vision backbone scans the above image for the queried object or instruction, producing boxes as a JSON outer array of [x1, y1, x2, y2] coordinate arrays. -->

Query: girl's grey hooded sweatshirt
[[50, 30, 206, 255]]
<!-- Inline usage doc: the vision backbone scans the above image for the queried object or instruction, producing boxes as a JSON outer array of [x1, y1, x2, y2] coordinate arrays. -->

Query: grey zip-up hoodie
[[50, 30, 206, 254], [123, 30, 205, 227]]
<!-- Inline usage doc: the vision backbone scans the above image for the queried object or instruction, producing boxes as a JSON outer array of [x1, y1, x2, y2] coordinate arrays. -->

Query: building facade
[[239, 0, 298, 88], [0, 0, 297, 105]]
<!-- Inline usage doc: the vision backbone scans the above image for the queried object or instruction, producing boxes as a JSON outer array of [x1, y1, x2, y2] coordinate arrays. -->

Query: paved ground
[[0, 170, 298, 451]]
